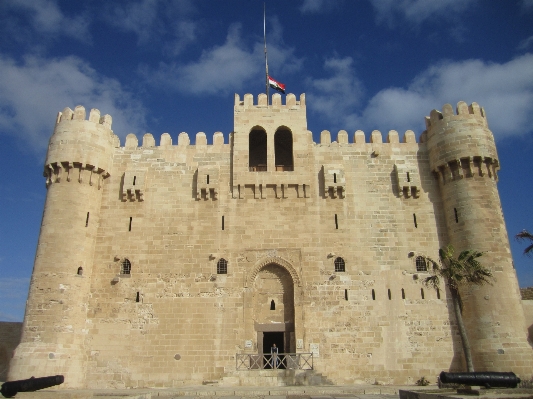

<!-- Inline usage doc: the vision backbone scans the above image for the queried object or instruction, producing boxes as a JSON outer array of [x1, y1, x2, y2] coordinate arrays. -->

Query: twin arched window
[[249, 127, 293, 171]]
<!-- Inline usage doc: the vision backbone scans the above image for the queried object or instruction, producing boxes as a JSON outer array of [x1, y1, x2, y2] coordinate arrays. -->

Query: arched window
[[270, 300, 275, 310], [334, 257, 345, 272], [249, 128, 267, 171], [415, 256, 427, 272], [217, 258, 228, 274], [77, 266, 83, 276], [274, 128, 293, 171], [121, 259, 131, 275]]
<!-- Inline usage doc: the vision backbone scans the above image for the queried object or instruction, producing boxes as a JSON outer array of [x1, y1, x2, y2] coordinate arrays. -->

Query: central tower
[[231, 93, 313, 199]]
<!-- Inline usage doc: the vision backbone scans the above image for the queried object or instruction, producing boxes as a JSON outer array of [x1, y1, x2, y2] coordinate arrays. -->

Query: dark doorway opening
[[263, 331, 285, 369]]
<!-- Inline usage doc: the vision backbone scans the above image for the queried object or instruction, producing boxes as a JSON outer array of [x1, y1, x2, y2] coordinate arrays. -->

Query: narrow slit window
[[345, 289, 348, 301], [437, 288, 441, 299], [388, 289, 391, 300], [222, 216, 225, 231], [270, 300, 275, 310], [334, 257, 345, 272], [454, 208, 459, 223], [372, 289, 375, 300], [217, 258, 228, 274], [207, 175, 210, 184], [413, 213, 418, 228], [407, 172, 411, 182], [333, 173, 337, 183], [133, 176, 136, 186], [136, 292, 140, 303], [85, 212, 90, 227], [401, 288, 405, 299], [129, 217, 132, 232], [77, 266, 83, 276], [335, 214, 338, 230], [421, 288, 425, 299]]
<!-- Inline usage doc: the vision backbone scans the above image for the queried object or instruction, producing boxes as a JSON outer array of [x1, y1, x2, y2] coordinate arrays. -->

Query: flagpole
[[264, 2, 269, 106]]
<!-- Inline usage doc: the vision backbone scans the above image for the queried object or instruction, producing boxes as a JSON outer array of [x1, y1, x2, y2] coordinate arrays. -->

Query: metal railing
[[236, 353, 313, 370]]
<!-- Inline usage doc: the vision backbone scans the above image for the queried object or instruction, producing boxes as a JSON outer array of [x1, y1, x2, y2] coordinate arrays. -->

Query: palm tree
[[423, 245, 493, 372], [516, 230, 533, 257]]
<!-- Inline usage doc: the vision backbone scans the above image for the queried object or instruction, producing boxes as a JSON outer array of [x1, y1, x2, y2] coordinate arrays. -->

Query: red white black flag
[[268, 76, 286, 94]]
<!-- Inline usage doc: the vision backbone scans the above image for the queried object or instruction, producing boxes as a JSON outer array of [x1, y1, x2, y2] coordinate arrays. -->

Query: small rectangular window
[[207, 175, 210, 184], [372, 289, 376, 300], [413, 213, 418, 228], [85, 212, 90, 227], [335, 214, 338, 230], [133, 176, 136, 186], [129, 217, 132, 232], [222, 216, 225, 231], [345, 289, 348, 301], [454, 208, 459, 223], [333, 173, 337, 183], [406, 172, 411, 182]]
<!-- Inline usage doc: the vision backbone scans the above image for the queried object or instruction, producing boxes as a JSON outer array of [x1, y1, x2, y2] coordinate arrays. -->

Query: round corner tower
[[8, 106, 116, 387], [426, 101, 532, 375]]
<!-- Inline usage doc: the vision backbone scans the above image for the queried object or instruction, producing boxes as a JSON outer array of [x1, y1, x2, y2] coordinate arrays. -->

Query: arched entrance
[[252, 263, 295, 359]]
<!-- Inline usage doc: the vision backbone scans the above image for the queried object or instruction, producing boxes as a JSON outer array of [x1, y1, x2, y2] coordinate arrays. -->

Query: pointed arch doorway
[[252, 263, 295, 362]]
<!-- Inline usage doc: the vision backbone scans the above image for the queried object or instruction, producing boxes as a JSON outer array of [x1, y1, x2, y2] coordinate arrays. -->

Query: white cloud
[[0, 55, 146, 153], [106, 0, 197, 53], [3, 0, 91, 42], [144, 23, 302, 95], [369, 0, 477, 26], [307, 57, 364, 132], [300, 0, 340, 13], [309, 54, 533, 140], [0, 277, 29, 322], [518, 36, 533, 50]]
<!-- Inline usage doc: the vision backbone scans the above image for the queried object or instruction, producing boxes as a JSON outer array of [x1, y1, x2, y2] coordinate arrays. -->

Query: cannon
[[439, 371, 520, 388], [0, 375, 64, 398]]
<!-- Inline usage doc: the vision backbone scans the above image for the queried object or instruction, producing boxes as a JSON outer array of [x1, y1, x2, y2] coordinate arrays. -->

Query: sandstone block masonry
[[8, 93, 533, 388]]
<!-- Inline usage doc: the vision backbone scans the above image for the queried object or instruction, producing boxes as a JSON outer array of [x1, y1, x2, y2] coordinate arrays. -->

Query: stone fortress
[[7, 92, 533, 388]]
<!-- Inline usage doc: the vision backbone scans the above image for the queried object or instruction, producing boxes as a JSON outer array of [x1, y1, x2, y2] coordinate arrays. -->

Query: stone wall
[[0, 322, 22, 382]]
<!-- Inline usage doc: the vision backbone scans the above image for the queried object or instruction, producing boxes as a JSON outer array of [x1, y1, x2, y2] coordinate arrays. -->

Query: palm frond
[[516, 230, 533, 257]]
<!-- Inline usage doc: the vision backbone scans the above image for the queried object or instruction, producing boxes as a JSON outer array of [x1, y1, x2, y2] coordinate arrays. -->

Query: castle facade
[[8, 93, 532, 388]]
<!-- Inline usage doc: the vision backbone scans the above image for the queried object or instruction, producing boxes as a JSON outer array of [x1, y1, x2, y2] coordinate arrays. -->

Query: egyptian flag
[[268, 76, 286, 94]]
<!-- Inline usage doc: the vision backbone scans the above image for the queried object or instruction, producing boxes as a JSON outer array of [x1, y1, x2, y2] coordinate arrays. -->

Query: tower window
[[85, 212, 90, 227], [421, 288, 425, 299], [345, 289, 348, 301], [217, 258, 228, 274], [274, 128, 293, 171], [335, 214, 338, 229], [413, 213, 418, 228], [388, 288, 391, 300], [334, 257, 345, 272], [437, 288, 441, 299], [407, 172, 411, 182], [454, 208, 459, 223], [249, 128, 267, 171], [121, 259, 131, 275], [372, 289, 376, 300], [133, 176, 136, 186], [415, 256, 428, 272], [401, 288, 405, 299], [129, 217, 132, 232], [270, 300, 275, 310], [333, 173, 337, 183], [77, 266, 83, 276], [207, 175, 210, 184], [222, 216, 225, 231]]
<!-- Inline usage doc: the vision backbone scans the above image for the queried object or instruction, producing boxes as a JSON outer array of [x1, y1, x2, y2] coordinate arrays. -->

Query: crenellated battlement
[[424, 101, 487, 132], [56, 105, 113, 129], [425, 101, 498, 183], [234, 93, 305, 109]]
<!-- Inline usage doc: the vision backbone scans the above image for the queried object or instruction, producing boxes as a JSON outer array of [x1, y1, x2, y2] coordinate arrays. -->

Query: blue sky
[[0, 0, 533, 322]]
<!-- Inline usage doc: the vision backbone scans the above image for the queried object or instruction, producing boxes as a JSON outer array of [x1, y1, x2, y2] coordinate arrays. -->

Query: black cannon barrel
[[439, 371, 520, 388], [0, 375, 64, 398]]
